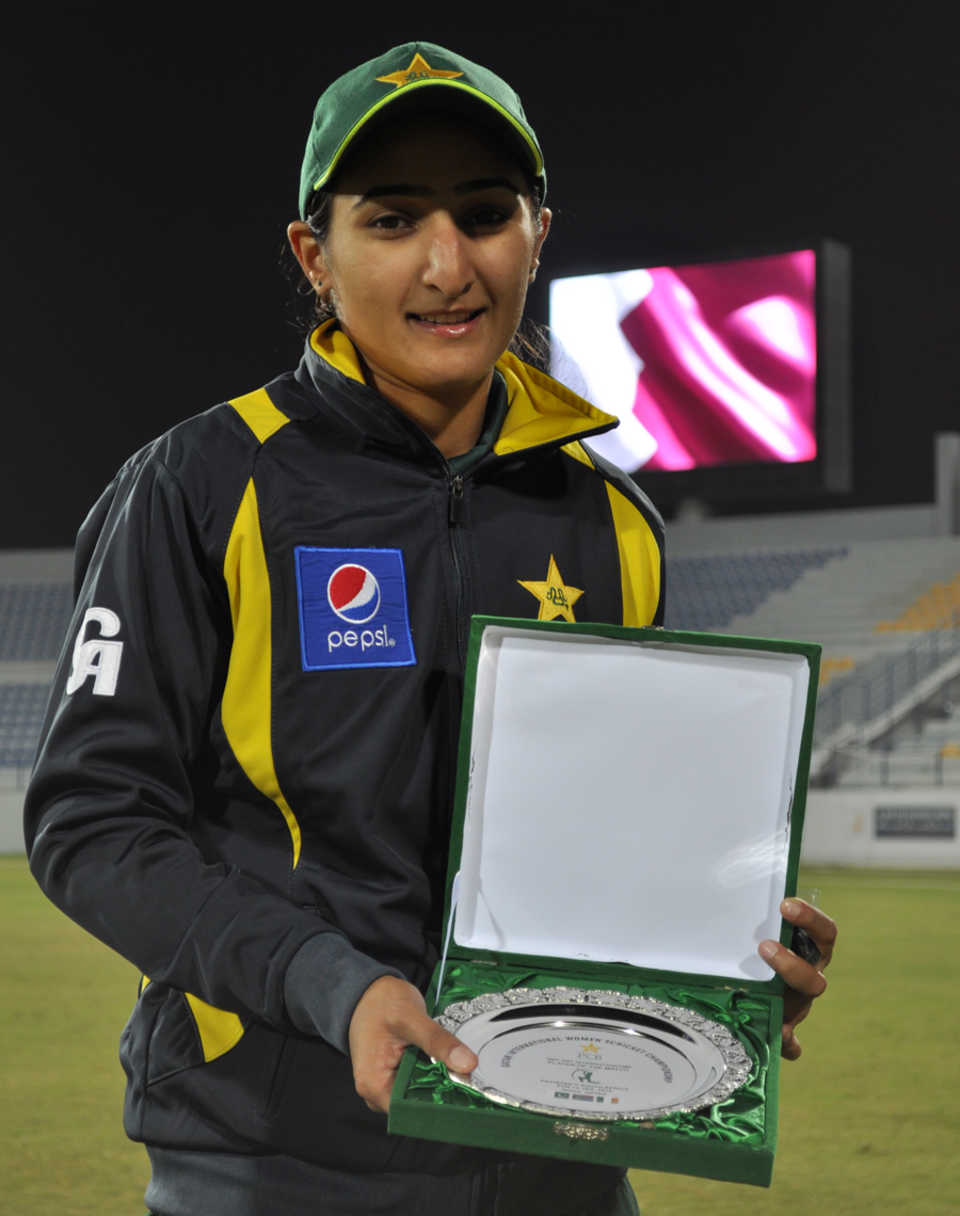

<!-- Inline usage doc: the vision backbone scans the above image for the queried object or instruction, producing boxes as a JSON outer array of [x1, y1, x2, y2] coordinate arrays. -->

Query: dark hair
[[303, 192, 337, 326]]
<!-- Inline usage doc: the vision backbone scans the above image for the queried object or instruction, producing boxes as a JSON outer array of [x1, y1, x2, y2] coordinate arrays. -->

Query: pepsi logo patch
[[328, 564, 381, 623], [295, 547, 416, 671]]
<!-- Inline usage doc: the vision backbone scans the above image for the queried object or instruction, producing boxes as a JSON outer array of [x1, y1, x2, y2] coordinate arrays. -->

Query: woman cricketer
[[24, 41, 836, 1216]]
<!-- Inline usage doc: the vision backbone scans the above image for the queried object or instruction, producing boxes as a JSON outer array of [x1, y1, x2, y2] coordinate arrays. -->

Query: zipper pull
[[448, 473, 465, 524]]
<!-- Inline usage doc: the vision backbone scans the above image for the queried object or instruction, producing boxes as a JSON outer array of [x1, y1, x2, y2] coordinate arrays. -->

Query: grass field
[[2, 857, 958, 1215]]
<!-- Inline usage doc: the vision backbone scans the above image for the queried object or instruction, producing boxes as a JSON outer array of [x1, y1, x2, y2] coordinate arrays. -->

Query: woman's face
[[292, 114, 551, 411]]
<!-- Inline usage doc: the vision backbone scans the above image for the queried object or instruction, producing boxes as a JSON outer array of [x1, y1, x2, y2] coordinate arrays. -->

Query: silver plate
[[434, 987, 753, 1121]]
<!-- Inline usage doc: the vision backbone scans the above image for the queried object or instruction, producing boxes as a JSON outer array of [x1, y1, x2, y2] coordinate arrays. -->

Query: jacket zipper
[[447, 472, 467, 665]]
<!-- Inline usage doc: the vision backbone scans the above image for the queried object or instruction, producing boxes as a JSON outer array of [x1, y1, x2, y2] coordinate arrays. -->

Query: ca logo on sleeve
[[66, 607, 124, 696]]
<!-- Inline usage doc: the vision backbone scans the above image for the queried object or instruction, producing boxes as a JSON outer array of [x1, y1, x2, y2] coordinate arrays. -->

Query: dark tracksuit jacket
[[24, 321, 664, 1206]]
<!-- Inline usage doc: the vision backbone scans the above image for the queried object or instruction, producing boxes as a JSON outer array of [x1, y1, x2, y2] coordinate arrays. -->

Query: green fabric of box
[[388, 618, 820, 1187]]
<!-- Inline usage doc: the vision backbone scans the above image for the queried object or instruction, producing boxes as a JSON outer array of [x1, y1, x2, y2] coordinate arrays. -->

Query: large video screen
[[549, 249, 818, 476]]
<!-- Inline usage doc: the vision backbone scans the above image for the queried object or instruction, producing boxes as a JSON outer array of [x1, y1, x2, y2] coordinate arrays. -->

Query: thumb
[[445, 1040, 478, 1077], [410, 1015, 478, 1077]]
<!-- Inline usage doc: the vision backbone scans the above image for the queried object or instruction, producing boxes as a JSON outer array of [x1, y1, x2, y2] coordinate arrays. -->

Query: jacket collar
[[295, 320, 619, 459]]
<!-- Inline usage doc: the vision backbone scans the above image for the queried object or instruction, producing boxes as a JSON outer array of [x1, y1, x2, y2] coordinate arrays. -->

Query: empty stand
[[830, 677, 960, 788], [815, 631, 960, 738], [875, 571, 960, 632], [0, 583, 73, 662], [665, 548, 847, 633], [666, 538, 960, 786], [716, 537, 960, 651], [0, 683, 51, 768], [1, 579, 71, 788]]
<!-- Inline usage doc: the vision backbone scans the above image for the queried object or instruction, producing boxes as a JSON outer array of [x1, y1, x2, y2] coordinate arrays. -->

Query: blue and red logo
[[327, 564, 381, 623], [295, 547, 416, 671]]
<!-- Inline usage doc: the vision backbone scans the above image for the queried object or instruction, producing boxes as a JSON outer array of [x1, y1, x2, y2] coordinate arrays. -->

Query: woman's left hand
[[758, 897, 837, 1060]]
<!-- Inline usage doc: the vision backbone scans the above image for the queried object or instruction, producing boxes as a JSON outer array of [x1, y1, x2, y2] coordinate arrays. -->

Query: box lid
[[440, 618, 820, 993]]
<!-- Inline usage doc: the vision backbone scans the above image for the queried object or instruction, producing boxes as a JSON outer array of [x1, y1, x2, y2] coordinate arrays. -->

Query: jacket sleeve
[[24, 449, 397, 1052]]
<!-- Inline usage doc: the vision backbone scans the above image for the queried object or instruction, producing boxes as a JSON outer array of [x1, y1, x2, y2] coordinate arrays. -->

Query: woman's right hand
[[347, 975, 478, 1113]]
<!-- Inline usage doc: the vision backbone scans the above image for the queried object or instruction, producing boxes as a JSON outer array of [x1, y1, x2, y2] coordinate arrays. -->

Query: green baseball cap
[[298, 41, 546, 218]]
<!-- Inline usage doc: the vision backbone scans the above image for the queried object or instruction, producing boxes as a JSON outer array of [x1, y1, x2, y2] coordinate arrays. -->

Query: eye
[[368, 212, 414, 234], [462, 206, 510, 232]]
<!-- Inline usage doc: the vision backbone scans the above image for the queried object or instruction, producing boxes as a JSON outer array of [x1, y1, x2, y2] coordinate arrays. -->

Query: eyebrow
[[353, 176, 522, 207]]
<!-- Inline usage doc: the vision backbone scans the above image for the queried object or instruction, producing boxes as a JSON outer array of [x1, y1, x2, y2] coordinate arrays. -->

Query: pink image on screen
[[620, 250, 817, 470]]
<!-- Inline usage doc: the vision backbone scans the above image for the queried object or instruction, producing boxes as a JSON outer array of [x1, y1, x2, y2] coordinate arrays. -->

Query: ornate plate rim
[[433, 986, 754, 1121]]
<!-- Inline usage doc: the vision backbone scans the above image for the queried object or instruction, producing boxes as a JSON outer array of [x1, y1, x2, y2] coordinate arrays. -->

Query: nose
[[422, 213, 474, 300]]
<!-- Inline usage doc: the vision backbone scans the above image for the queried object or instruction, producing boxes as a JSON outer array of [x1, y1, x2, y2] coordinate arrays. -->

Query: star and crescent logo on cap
[[376, 52, 464, 90], [518, 556, 584, 623]]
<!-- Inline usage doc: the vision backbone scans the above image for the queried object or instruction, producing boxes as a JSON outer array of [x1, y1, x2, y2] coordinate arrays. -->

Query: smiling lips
[[409, 307, 485, 333]]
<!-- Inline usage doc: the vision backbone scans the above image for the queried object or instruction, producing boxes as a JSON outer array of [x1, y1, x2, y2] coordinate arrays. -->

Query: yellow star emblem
[[376, 52, 464, 90], [517, 555, 583, 623], [582, 1042, 600, 1054]]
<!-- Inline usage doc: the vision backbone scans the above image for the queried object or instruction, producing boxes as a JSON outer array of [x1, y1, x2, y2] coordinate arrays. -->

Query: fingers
[[347, 975, 478, 1115], [781, 1025, 802, 1061], [779, 898, 838, 968], [759, 897, 837, 1060], [758, 896, 836, 998], [758, 936, 828, 999]]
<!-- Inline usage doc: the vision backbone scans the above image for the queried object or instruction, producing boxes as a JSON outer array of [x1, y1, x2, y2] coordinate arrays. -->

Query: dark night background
[[3, 4, 957, 548]]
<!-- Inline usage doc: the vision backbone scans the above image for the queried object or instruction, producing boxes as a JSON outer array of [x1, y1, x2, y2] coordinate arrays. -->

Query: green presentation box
[[389, 617, 820, 1187]]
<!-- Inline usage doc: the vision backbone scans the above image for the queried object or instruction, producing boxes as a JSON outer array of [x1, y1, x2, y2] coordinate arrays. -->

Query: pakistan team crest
[[518, 555, 583, 622]]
